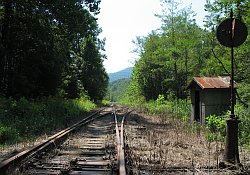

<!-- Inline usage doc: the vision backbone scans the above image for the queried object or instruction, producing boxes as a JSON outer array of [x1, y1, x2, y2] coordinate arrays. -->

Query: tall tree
[[131, 0, 204, 100], [79, 36, 108, 101], [0, 0, 108, 100]]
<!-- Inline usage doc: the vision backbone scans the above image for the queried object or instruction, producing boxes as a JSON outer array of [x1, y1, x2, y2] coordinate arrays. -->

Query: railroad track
[[0, 106, 131, 175]]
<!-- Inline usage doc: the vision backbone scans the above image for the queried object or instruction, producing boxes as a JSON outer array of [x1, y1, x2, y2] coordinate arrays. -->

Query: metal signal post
[[224, 10, 240, 165], [216, 10, 248, 166]]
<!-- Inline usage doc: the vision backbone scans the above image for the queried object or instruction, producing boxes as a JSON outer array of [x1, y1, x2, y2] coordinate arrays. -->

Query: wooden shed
[[187, 76, 236, 124]]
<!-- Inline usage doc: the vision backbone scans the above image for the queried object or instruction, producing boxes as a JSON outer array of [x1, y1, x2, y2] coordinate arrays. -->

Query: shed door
[[195, 91, 200, 122]]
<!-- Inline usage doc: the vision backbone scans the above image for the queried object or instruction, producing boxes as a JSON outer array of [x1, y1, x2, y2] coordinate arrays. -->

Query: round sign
[[216, 18, 248, 47]]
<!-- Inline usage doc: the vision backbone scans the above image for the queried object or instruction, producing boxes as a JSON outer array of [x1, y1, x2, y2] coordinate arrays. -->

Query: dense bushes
[[235, 104, 250, 147], [144, 96, 190, 121], [204, 104, 250, 147], [0, 96, 96, 145]]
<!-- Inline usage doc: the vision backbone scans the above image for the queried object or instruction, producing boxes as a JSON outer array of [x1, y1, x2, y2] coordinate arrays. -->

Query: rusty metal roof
[[188, 76, 236, 89]]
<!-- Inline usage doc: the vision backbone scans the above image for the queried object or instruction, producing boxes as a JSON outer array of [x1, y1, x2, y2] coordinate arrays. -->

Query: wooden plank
[[77, 160, 110, 166], [26, 169, 60, 175], [70, 170, 113, 175]]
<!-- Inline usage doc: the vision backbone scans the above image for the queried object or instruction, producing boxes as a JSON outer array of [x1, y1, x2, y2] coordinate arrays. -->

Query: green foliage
[[124, 91, 190, 121], [106, 78, 131, 102], [78, 36, 109, 101], [206, 115, 226, 133], [204, 103, 250, 146], [0, 125, 20, 144], [0, 96, 96, 145], [235, 103, 250, 146], [120, 78, 145, 106], [99, 100, 110, 106], [130, 0, 249, 104], [156, 94, 165, 105], [0, 0, 108, 101], [237, 83, 250, 104], [165, 99, 190, 121], [144, 100, 166, 115], [205, 132, 219, 142], [131, 2, 209, 101]]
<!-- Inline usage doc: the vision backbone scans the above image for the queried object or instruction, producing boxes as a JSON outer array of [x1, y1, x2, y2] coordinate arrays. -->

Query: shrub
[[0, 124, 20, 144], [205, 114, 226, 142], [206, 115, 226, 133], [235, 103, 250, 146], [156, 94, 165, 105], [204, 103, 250, 146]]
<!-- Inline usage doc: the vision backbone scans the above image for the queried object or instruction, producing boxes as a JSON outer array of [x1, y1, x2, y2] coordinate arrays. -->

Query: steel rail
[[113, 108, 121, 173], [113, 106, 133, 175], [0, 108, 109, 175], [119, 110, 133, 175], [119, 113, 126, 175]]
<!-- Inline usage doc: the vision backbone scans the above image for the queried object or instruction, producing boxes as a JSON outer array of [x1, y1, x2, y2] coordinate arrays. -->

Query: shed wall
[[202, 89, 231, 118], [190, 87, 231, 124]]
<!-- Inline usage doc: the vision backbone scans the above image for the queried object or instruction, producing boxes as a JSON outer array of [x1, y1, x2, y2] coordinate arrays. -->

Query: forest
[[0, 0, 108, 144], [0, 0, 108, 101]]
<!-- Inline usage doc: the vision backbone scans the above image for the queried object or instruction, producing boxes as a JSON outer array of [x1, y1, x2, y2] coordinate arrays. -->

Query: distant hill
[[108, 67, 133, 82]]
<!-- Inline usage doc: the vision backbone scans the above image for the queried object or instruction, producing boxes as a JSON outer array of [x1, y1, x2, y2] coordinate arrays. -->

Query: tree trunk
[[2, 1, 14, 97]]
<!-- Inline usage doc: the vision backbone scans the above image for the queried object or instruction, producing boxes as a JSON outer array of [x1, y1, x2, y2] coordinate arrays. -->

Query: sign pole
[[222, 10, 241, 167], [216, 7, 248, 168], [230, 10, 235, 117]]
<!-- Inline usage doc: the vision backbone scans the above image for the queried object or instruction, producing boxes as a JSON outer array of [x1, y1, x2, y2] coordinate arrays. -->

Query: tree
[[204, 0, 250, 103], [79, 36, 108, 101], [130, 1, 205, 101], [0, 0, 108, 100]]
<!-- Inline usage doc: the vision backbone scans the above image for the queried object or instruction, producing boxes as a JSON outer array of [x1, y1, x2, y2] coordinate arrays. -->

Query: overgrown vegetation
[[0, 96, 96, 145], [118, 0, 250, 148], [121, 92, 250, 149]]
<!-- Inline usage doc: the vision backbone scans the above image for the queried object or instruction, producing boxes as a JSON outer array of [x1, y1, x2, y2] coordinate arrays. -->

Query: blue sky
[[97, 0, 210, 73]]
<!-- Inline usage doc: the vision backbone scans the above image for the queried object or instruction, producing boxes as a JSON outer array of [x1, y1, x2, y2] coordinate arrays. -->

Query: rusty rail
[[0, 108, 108, 175], [113, 109, 121, 174], [119, 113, 126, 175], [113, 108, 133, 175]]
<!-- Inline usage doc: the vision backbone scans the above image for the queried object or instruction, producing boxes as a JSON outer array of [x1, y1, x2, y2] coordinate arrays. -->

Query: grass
[[0, 96, 96, 145]]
